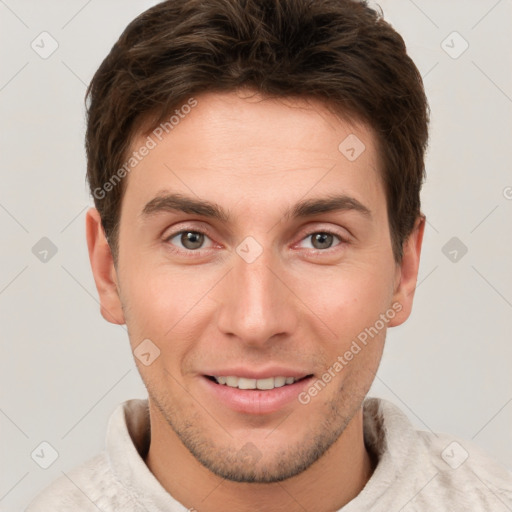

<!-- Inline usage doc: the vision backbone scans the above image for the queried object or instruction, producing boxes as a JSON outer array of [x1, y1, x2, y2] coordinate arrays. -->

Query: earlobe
[[85, 207, 125, 325], [388, 214, 426, 327]]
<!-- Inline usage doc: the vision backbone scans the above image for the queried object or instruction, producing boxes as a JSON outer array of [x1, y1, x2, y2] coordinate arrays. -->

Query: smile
[[208, 375, 308, 390], [202, 374, 314, 414]]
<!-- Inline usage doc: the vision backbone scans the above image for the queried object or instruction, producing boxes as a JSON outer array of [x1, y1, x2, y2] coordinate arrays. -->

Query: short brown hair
[[85, 0, 429, 264]]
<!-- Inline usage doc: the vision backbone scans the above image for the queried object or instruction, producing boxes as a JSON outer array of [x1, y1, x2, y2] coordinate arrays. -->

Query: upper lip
[[203, 367, 312, 380]]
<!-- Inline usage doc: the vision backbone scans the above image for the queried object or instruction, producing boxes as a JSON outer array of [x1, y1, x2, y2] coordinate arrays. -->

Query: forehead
[[123, 90, 384, 217]]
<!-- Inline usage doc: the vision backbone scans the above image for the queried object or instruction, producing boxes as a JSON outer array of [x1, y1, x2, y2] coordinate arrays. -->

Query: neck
[[145, 405, 376, 512]]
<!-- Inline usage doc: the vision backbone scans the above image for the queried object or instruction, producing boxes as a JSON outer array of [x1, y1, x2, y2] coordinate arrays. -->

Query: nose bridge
[[216, 237, 297, 344]]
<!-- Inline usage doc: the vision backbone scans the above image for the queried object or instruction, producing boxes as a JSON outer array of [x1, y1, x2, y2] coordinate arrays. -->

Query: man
[[26, 0, 512, 510]]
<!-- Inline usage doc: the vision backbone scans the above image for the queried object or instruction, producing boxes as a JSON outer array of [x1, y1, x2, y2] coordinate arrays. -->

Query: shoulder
[[361, 397, 512, 510], [416, 429, 512, 509], [25, 452, 133, 511]]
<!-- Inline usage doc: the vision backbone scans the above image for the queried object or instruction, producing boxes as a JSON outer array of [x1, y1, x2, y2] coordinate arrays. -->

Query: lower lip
[[200, 375, 314, 415]]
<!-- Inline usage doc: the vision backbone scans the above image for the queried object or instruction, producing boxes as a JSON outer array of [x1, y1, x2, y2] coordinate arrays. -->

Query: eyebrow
[[141, 192, 372, 222]]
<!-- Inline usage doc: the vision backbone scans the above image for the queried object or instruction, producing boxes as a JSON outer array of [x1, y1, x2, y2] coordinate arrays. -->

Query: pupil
[[182, 232, 203, 249], [314, 233, 332, 249]]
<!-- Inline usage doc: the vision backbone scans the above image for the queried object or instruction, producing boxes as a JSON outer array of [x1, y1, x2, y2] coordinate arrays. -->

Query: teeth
[[226, 376, 238, 387], [213, 375, 300, 390], [274, 376, 286, 387]]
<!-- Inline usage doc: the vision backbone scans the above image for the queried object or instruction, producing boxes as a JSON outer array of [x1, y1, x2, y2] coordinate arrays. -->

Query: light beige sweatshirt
[[26, 397, 512, 511]]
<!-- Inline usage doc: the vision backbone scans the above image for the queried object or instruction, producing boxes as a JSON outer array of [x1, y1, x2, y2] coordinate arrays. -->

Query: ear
[[85, 207, 125, 325], [388, 214, 426, 327]]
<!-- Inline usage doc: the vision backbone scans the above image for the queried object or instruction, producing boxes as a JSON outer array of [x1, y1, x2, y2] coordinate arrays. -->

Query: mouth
[[201, 373, 315, 415], [205, 374, 312, 390]]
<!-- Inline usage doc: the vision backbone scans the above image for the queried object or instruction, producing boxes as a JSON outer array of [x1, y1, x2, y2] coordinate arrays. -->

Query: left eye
[[298, 231, 344, 251]]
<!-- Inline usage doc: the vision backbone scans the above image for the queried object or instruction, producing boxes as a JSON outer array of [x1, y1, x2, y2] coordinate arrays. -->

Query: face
[[87, 89, 423, 484]]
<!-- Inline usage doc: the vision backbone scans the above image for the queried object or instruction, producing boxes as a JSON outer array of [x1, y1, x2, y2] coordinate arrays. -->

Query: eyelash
[[163, 226, 348, 257]]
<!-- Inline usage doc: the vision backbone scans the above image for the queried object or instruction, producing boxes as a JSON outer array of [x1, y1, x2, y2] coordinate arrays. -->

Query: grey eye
[[179, 231, 205, 250], [309, 232, 337, 250]]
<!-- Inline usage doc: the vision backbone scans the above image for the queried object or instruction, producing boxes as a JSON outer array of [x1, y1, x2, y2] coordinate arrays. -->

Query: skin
[[86, 89, 425, 512]]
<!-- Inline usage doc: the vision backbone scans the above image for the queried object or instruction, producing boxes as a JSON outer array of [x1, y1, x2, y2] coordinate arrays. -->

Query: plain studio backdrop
[[0, 1, 511, 510]]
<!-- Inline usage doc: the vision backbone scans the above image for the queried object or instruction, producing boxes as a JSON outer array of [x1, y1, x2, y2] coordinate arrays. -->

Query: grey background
[[1, 0, 511, 510]]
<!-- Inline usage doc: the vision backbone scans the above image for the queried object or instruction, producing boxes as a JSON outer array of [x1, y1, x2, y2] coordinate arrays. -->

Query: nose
[[215, 240, 299, 347]]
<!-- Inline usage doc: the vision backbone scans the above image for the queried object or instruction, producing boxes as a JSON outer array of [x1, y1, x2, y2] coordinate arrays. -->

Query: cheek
[[307, 263, 393, 334], [120, 269, 180, 340], [121, 264, 217, 350], [320, 279, 390, 383]]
